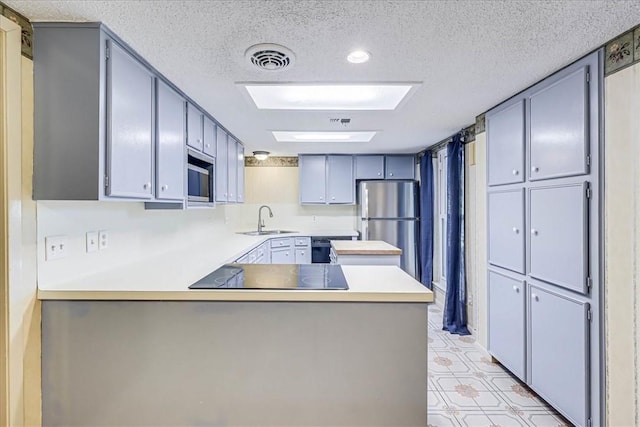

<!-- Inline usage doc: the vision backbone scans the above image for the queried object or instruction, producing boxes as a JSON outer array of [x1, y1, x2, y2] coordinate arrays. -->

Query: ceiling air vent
[[245, 43, 295, 71]]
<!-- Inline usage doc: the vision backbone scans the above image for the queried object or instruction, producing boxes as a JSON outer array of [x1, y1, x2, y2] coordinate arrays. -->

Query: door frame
[[0, 15, 22, 427]]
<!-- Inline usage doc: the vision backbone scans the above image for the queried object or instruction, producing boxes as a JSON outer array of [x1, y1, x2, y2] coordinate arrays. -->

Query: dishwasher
[[311, 236, 354, 263]]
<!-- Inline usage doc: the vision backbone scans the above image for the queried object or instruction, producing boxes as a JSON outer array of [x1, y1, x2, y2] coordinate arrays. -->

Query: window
[[434, 148, 448, 290]]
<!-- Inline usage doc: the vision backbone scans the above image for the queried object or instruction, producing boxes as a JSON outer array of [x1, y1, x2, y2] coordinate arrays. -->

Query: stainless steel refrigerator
[[357, 180, 420, 278]]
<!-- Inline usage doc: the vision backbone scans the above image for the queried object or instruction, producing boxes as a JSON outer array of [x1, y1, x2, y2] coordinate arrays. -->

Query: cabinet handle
[[512, 169, 519, 175], [143, 182, 151, 190], [331, 196, 336, 200], [224, 193, 227, 197], [512, 227, 519, 234], [301, 251, 305, 255], [513, 285, 519, 293], [197, 139, 202, 143], [389, 172, 394, 177], [161, 185, 169, 191], [205, 143, 210, 148], [377, 172, 382, 176], [531, 229, 539, 236], [320, 196, 324, 200], [531, 166, 539, 173], [532, 293, 539, 302]]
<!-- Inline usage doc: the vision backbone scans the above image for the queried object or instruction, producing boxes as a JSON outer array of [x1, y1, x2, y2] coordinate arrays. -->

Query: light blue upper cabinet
[[529, 183, 589, 295], [488, 189, 525, 274], [105, 39, 154, 199], [488, 271, 525, 380], [202, 116, 216, 158], [186, 103, 204, 152], [215, 127, 229, 202], [529, 67, 589, 181], [299, 155, 327, 204], [327, 155, 355, 203], [486, 100, 525, 186], [237, 143, 245, 203], [355, 155, 385, 179], [528, 284, 589, 427], [385, 155, 415, 180], [155, 80, 185, 201], [227, 136, 238, 203]]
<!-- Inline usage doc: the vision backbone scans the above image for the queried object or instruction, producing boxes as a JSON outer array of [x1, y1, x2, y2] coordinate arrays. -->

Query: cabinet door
[[215, 127, 228, 202], [488, 271, 525, 380], [327, 155, 354, 204], [385, 156, 415, 180], [236, 143, 245, 203], [295, 248, 310, 264], [227, 137, 238, 203], [270, 249, 292, 264], [202, 116, 216, 157], [488, 189, 525, 273], [155, 80, 185, 201], [299, 155, 327, 204], [529, 67, 589, 181], [486, 100, 525, 186], [530, 183, 588, 294], [355, 155, 384, 179], [528, 284, 589, 427], [186, 103, 203, 151], [106, 40, 154, 199]]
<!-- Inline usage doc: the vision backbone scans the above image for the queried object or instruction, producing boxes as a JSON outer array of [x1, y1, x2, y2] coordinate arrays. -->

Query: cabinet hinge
[[586, 71, 590, 83], [104, 175, 109, 188], [586, 154, 591, 167], [586, 186, 592, 199], [587, 309, 592, 321], [587, 417, 592, 427], [105, 46, 110, 60]]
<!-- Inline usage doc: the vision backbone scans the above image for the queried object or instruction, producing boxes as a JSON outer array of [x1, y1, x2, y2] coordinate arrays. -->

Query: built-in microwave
[[187, 150, 214, 206]]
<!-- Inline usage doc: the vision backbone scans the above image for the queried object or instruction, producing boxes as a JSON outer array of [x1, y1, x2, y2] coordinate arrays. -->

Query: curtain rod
[[416, 123, 476, 159]]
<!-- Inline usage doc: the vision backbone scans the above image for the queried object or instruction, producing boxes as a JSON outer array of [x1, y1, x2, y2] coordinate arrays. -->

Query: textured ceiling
[[8, 0, 640, 155]]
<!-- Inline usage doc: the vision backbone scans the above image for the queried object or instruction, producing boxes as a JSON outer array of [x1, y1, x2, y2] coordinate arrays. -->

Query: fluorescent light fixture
[[242, 83, 416, 110], [272, 131, 377, 143], [347, 50, 371, 64]]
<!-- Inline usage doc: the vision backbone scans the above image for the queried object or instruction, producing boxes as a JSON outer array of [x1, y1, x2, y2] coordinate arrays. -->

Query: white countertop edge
[[37, 289, 434, 303]]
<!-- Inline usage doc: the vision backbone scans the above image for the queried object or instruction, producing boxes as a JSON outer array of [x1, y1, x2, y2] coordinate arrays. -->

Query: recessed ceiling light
[[241, 83, 418, 110], [347, 50, 371, 64], [272, 131, 377, 143]]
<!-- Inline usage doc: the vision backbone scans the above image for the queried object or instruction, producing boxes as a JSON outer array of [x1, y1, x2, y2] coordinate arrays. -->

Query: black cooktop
[[189, 264, 349, 290]]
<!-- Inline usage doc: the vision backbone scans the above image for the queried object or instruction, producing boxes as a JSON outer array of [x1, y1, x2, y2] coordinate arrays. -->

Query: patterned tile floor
[[427, 305, 572, 427]]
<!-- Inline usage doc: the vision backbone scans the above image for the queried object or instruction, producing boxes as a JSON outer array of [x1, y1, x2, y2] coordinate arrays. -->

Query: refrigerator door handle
[[362, 221, 369, 241], [363, 187, 369, 220]]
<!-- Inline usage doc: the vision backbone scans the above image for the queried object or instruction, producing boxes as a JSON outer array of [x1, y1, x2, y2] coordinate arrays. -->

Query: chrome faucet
[[257, 205, 273, 233]]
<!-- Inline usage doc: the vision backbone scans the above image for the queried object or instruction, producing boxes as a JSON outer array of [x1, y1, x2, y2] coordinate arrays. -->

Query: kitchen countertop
[[37, 262, 433, 303], [331, 240, 402, 255], [37, 228, 431, 303]]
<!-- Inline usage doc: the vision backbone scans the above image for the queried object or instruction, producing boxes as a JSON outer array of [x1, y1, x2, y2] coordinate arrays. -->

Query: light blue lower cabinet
[[488, 270, 526, 380], [528, 283, 590, 427]]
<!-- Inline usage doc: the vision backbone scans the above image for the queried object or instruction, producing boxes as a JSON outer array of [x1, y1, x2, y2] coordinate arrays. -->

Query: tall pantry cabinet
[[485, 50, 602, 427]]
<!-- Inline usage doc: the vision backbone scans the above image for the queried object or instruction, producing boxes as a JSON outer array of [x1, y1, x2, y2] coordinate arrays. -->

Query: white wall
[[465, 135, 487, 346], [240, 166, 357, 231], [603, 61, 640, 426]]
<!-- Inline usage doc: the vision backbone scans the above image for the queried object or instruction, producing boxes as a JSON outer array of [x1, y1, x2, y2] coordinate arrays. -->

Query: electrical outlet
[[86, 231, 99, 253], [312, 215, 317, 222], [98, 230, 109, 250], [45, 235, 68, 260]]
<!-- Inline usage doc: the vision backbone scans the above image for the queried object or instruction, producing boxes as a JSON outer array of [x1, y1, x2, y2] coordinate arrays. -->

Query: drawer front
[[294, 237, 310, 247], [270, 238, 292, 248], [295, 248, 311, 264]]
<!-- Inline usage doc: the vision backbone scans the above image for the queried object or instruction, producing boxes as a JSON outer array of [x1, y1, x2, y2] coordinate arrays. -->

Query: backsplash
[[37, 166, 358, 286]]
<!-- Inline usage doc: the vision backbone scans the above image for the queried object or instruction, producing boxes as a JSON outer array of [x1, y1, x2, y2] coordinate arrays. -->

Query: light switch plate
[[86, 231, 99, 253], [45, 235, 68, 260], [98, 230, 109, 250]]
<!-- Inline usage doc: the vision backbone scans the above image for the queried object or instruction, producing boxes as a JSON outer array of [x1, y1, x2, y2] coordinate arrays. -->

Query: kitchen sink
[[238, 230, 298, 236]]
